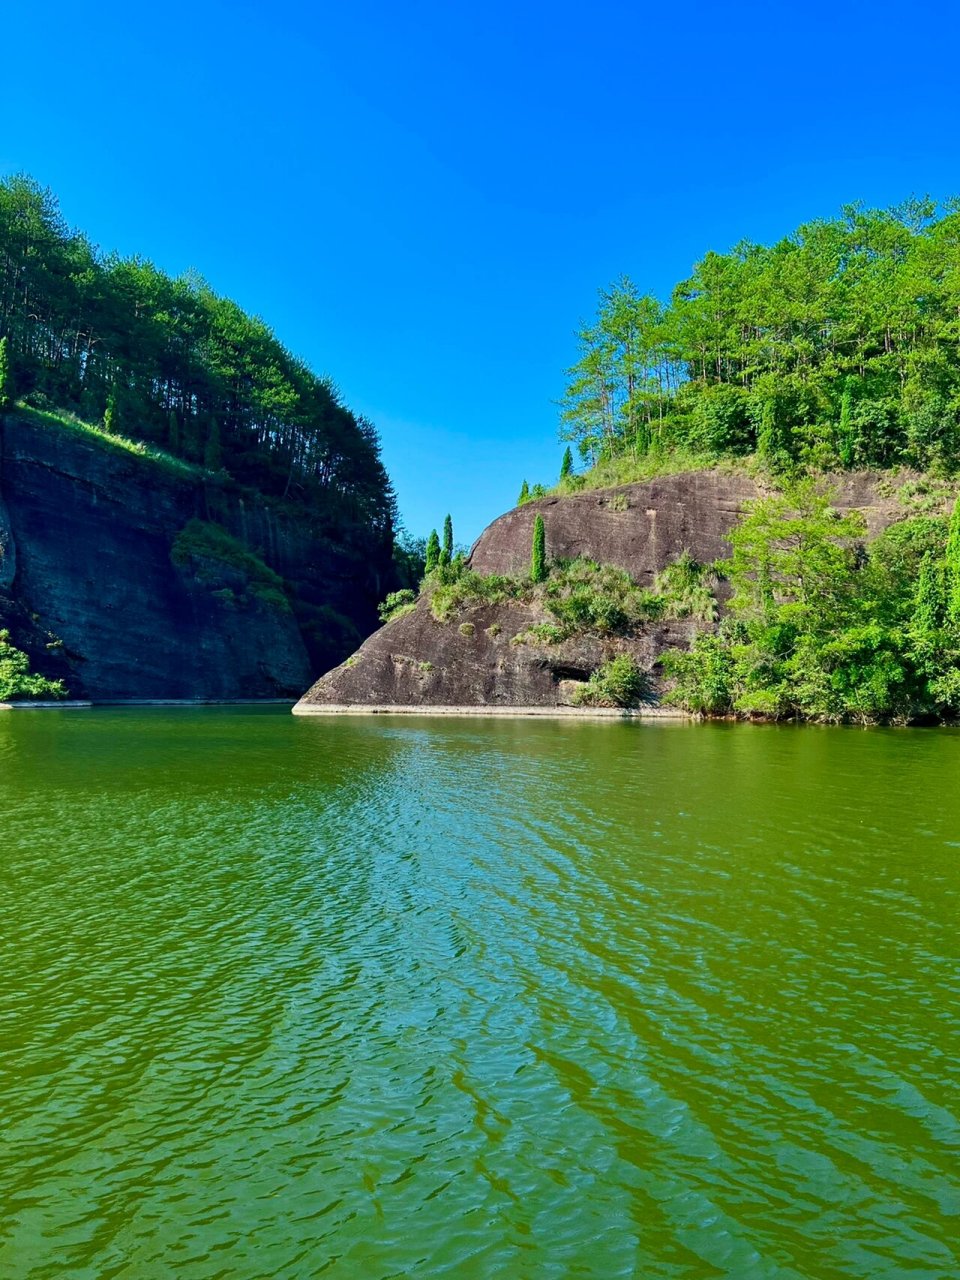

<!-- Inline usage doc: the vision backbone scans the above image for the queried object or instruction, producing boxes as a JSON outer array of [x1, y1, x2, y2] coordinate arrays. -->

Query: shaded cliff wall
[[297, 468, 918, 712], [0, 415, 391, 699]]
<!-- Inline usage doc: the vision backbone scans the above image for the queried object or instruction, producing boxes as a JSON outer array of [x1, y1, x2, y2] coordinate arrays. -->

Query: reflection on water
[[1, 708, 958, 1277]]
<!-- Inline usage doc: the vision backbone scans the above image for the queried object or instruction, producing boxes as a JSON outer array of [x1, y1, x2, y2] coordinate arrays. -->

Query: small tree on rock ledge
[[425, 528, 440, 573], [531, 513, 547, 583]]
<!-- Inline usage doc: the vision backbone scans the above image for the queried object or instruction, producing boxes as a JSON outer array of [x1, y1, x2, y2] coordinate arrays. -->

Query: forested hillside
[[560, 199, 960, 479], [0, 175, 395, 539]]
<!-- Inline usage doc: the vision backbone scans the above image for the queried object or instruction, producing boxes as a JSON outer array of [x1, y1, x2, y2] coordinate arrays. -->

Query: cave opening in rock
[[550, 665, 591, 684]]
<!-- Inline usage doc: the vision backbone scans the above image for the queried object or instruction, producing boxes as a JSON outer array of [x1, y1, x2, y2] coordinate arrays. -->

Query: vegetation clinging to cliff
[[663, 482, 960, 723], [0, 175, 395, 542], [559, 200, 960, 484], [171, 520, 291, 612], [0, 630, 66, 701]]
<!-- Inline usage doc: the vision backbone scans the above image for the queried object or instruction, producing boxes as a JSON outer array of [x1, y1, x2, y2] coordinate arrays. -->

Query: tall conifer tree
[[531, 514, 546, 583], [425, 529, 440, 573]]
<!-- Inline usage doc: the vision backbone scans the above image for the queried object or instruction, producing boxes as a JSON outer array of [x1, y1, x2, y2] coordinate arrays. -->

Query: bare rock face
[[296, 467, 927, 714], [470, 470, 911, 583], [0, 414, 392, 700]]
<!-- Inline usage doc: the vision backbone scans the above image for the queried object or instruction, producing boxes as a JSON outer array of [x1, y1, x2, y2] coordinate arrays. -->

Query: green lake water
[[1, 707, 958, 1279]]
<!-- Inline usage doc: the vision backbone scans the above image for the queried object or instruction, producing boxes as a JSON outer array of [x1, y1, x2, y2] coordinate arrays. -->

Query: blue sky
[[4, 0, 960, 543]]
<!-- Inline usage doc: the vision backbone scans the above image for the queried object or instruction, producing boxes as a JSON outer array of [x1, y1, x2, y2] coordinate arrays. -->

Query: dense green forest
[[0, 175, 396, 537], [559, 199, 960, 480]]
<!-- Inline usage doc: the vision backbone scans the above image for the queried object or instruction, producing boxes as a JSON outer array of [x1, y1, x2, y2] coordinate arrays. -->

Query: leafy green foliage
[[204, 417, 222, 471], [171, 519, 291, 612], [541, 558, 662, 635], [572, 654, 650, 708], [560, 446, 573, 480], [663, 482, 960, 722], [531, 514, 547, 583], [518, 480, 530, 505], [0, 629, 66, 701], [392, 531, 427, 589], [561, 202, 960, 480], [0, 174, 394, 543], [378, 589, 417, 622], [654, 551, 718, 620], [19, 403, 200, 477]]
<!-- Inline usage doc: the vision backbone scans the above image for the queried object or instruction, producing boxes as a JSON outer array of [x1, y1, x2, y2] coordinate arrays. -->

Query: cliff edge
[[0, 413, 392, 700]]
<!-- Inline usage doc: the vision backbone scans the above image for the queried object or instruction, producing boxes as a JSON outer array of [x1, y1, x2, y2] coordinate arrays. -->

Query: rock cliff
[[0, 414, 392, 700], [294, 469, 916, 713]]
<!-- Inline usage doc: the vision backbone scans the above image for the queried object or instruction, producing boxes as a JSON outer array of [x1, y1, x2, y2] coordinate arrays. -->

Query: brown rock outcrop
[[295, 467, 934, 714], [470, 470, 912, 583]]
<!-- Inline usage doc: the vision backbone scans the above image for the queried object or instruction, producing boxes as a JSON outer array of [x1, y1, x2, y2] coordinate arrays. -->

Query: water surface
[[1, 708, 958, 1278]]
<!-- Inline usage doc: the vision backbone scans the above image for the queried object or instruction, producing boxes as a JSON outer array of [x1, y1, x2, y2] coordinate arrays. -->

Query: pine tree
[[0, 337, 13, 411], [518, 480, 530, 505], [204, 416, 222, 471], [425, 528, 440, 573], [560, 446, 573, 481], [531, 514, 546, 583], [441, 514, 453, 563]]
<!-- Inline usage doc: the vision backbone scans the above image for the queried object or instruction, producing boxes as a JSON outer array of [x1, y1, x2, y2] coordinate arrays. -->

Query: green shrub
[[513, 622, 567, 645], [573, 654, 650, 708], [543, 558, 663, 636], [378, 589, 417, 622], [0, 630, 66, 701], [662, 633, 735, 714], [655, 551, 719, 621], [429, 571, 528, 622], [458, 622, 475, 637]]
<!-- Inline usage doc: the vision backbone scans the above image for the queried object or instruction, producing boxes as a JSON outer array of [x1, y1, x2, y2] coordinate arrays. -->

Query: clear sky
[[3, 0, 960, 543]]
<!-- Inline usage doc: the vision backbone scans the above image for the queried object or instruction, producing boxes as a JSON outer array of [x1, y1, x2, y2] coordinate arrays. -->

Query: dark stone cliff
[[0, 414, 392, 700], [295, 469, 915, 712]]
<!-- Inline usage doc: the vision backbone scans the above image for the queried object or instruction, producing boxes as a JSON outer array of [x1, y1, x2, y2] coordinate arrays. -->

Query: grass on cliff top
[[16, 403, 206, 480], [516, 446, 742, 505], [171, 519, 291, 612]]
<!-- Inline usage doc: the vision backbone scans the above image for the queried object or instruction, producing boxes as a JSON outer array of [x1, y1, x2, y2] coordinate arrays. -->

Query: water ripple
[[0, 709, 958, 1278]]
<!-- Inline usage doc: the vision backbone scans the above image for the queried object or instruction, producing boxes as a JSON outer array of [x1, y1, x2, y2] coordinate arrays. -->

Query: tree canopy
[[561, 199, 960, 475], [0, 175, 396, 539]]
